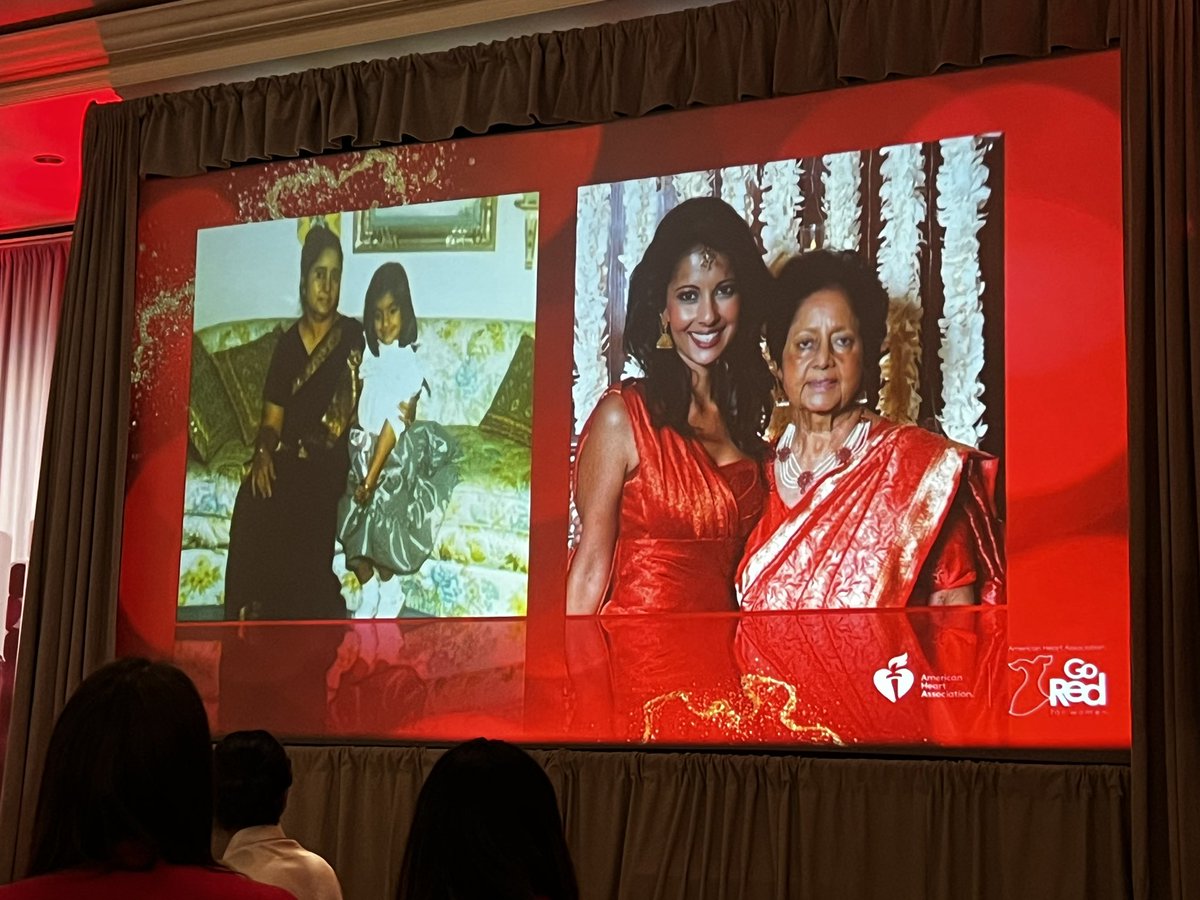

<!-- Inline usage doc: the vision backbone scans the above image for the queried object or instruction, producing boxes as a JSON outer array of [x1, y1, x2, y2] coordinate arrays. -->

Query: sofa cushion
[[478, 333, 534, 445], [188, 335, 242, 463], [417, 319, 534, 425], [212, 326, 283, 445]]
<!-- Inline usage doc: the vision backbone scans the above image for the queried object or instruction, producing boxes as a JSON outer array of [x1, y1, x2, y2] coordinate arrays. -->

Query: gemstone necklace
[[775, 415, 870, 494]]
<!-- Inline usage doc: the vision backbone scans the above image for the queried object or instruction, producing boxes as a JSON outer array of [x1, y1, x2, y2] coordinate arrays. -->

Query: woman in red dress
[[566, 197, 775, 615], [736, 250, 1004, 610]]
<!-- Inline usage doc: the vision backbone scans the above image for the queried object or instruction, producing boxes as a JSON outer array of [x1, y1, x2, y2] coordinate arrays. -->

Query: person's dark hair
[[363, 261, 418, 356], [28, 657, 214, 876], [213, 730, 293, 833], [396, 738, 578, 900], [298, 224, 344, 304], [624, 197, 774, 458], [768, 249, 889, 407]]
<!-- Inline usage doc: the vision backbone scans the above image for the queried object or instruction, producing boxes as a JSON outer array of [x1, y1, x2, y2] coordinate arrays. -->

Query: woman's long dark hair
[[27, 658, 215, 876], [396, 739, 579, 900], [624, 197, 774, 457]]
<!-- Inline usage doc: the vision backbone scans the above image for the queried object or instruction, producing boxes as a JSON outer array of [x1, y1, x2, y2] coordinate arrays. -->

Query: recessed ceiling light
[[32, 154, 65, 165]]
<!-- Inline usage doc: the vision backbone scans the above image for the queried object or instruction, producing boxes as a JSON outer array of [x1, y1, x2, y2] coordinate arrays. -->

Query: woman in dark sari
[[224, 226, 365, 620]]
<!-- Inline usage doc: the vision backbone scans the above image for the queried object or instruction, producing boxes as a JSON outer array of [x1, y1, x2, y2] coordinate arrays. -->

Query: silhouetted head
[[213, 729, 293, 832], [396, 738, 578, 900], [28, 657, 214, 876]]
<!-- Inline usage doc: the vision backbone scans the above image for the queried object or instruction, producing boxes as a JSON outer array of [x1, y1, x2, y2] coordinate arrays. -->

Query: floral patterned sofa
[[180, 316, 534, 618]]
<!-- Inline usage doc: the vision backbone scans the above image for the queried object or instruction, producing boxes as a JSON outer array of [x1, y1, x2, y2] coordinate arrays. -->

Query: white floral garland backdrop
[[572, 183, 612, 435], [615, 178, 659, 382], [759, 159, 803, 264], [719, 164, 759, 228], [875, 142, 927, 424], [671, 170, 715, 202], [821, 150, 863, 252], [936, 136, 990, 448]]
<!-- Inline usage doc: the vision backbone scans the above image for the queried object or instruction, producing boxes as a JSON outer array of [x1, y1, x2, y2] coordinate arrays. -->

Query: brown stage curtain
[[835, 0, 1119, 81], [1123, 0, 1200, 897], [0, 0, 1130, 892], [0, 102, 141, 881], [284, 745, 1130, 900], [134, 0, 1117, 179]]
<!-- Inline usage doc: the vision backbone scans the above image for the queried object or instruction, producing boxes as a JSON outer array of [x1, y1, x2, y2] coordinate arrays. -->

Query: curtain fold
[[0, 102, 140, 881], [0, 238, 68, 570], [284, 745, 1130, 900], [1124, 0, 1200, 897]]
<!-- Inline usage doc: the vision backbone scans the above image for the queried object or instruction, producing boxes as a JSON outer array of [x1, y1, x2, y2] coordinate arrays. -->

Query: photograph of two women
[[567, 135, 1005, 617]]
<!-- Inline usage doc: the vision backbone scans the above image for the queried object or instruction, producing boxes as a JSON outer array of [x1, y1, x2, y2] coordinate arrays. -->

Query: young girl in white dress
[[337, 262, 459, 617]]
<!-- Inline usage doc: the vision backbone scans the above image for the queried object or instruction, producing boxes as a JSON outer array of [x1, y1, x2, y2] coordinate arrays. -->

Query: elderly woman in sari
[[224, 225, 365, 620], [566, 197, 775, 615], [736, 250, 1004, 610]]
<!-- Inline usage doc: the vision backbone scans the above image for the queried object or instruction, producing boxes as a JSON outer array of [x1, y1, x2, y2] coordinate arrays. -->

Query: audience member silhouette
[[0, 657, 291, 899], [396, 738, 579, 900], [215, 729, 343, 900]]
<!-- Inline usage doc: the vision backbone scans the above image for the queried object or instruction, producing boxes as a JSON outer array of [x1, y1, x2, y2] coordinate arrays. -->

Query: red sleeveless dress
[[579, 381, 766, 614]]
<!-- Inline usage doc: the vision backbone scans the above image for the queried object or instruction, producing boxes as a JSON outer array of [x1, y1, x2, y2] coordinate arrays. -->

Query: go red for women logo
[[1008, 655, 1108, 716]]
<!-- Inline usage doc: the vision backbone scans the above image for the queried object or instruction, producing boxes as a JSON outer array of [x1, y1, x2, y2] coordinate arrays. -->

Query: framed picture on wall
[[353, 196, 498, 252]]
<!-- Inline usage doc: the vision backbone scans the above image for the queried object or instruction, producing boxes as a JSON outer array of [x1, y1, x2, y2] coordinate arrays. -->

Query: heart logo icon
[[873, 652, 915, 702]]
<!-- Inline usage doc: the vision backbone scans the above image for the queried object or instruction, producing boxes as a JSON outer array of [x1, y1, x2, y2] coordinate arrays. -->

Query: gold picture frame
[[353, 197, 498, 253]]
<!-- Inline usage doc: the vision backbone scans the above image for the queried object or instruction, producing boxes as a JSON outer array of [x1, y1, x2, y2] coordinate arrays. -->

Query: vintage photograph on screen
[[178, 193, 538, 621], [568, 136, 1005, 615]]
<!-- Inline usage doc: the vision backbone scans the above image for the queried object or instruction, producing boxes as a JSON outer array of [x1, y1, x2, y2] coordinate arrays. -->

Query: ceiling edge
[[0, 0, 602, 104]]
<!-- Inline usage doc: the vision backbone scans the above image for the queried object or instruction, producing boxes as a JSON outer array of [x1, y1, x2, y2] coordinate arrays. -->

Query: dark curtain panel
[[836, 0, 1119, 80], [283, 745, 1130, 900], [1124, 0, 1200, 897], [0, 103, 140, 880], [133, 0, 1117, 180], [0, 0, 1133, 891]]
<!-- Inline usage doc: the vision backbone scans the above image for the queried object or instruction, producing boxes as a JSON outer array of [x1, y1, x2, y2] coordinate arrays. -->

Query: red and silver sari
[[737, 419, 1004, 610]]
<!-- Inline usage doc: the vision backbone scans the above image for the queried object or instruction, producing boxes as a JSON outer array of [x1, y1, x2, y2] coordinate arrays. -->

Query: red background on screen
[[120, 52, 1128, 751]]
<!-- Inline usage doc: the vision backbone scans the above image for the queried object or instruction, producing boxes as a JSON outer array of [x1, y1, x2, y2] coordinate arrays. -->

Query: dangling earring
[[656, 316, 673, 350]]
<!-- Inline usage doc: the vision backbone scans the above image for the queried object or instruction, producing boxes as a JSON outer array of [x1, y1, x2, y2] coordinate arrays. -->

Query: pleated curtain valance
[[131, 0, 1117, 179]]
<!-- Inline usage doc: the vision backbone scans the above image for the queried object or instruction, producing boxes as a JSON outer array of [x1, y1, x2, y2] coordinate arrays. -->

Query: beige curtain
[[285, 745, 1130, 900], [0, 237, 68, 579]]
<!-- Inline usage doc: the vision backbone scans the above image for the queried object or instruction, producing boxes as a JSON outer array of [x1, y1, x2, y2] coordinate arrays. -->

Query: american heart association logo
[[873, 653, 915, 703]]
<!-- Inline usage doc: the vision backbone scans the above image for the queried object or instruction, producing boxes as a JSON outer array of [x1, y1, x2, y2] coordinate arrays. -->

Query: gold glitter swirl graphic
[[263, 147, 444, 219], [641, 674, 844, 745], [131, 282, 194, 387]]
